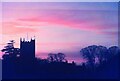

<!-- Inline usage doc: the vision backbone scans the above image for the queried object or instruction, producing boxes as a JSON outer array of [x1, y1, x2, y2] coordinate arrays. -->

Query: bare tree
[[57, 53, 66, 62], [47, 53, 66, 62], [47, 53, 55, 62]]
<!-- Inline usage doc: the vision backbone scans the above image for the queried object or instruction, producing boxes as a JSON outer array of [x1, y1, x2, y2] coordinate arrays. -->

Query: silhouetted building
[[20, 38, 35, 62]]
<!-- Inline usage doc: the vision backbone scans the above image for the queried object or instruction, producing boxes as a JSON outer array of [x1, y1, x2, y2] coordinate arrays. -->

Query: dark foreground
[[2, 54, 120, 80]]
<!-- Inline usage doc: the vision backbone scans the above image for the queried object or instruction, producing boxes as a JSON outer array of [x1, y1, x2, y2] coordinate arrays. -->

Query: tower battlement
[[20, 37, 35, 62]]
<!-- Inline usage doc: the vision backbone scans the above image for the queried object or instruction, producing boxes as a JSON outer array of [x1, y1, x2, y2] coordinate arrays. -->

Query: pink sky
[[0, 2, 118, 63]]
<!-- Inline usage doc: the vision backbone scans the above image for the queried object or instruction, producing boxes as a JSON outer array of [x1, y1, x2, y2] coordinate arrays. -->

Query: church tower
[[20, 37, 35, 62]]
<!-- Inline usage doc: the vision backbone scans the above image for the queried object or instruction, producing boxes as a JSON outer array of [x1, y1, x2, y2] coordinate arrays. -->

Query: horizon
[[0, 37, 118, 64], [0, 2, 118, 63]]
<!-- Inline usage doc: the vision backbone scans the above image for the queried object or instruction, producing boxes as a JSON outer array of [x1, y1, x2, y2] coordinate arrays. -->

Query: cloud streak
[[17, 9, 118, 35], [1, 2, 118, 62]]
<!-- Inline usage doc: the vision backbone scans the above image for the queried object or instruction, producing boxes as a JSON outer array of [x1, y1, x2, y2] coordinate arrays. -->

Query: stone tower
[[20, 37, 35, 62]]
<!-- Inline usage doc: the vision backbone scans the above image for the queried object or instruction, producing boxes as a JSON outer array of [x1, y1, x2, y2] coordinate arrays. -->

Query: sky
[[0, 2, 118, 63]]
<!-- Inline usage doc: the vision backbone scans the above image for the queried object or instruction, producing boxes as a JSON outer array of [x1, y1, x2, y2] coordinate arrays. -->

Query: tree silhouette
[[57, 53, 66, 62], [1, 40, 20, 60], [108, 46, 120, 60], [1, 40, 120, 79], [47, 53, 66, 62], [96, 45, 108, 64], [47, 53, 56, 62], [80, 45, 98, 68], [80, 45, 120, 67]]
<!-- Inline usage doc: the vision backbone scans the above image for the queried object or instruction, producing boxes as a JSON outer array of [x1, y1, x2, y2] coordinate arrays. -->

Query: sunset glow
[[0, 2, 118, 63]]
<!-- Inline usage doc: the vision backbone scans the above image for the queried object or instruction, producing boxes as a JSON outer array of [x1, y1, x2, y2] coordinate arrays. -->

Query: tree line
[[1, 40, 120, 79], [1, 40, 120, 67]]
